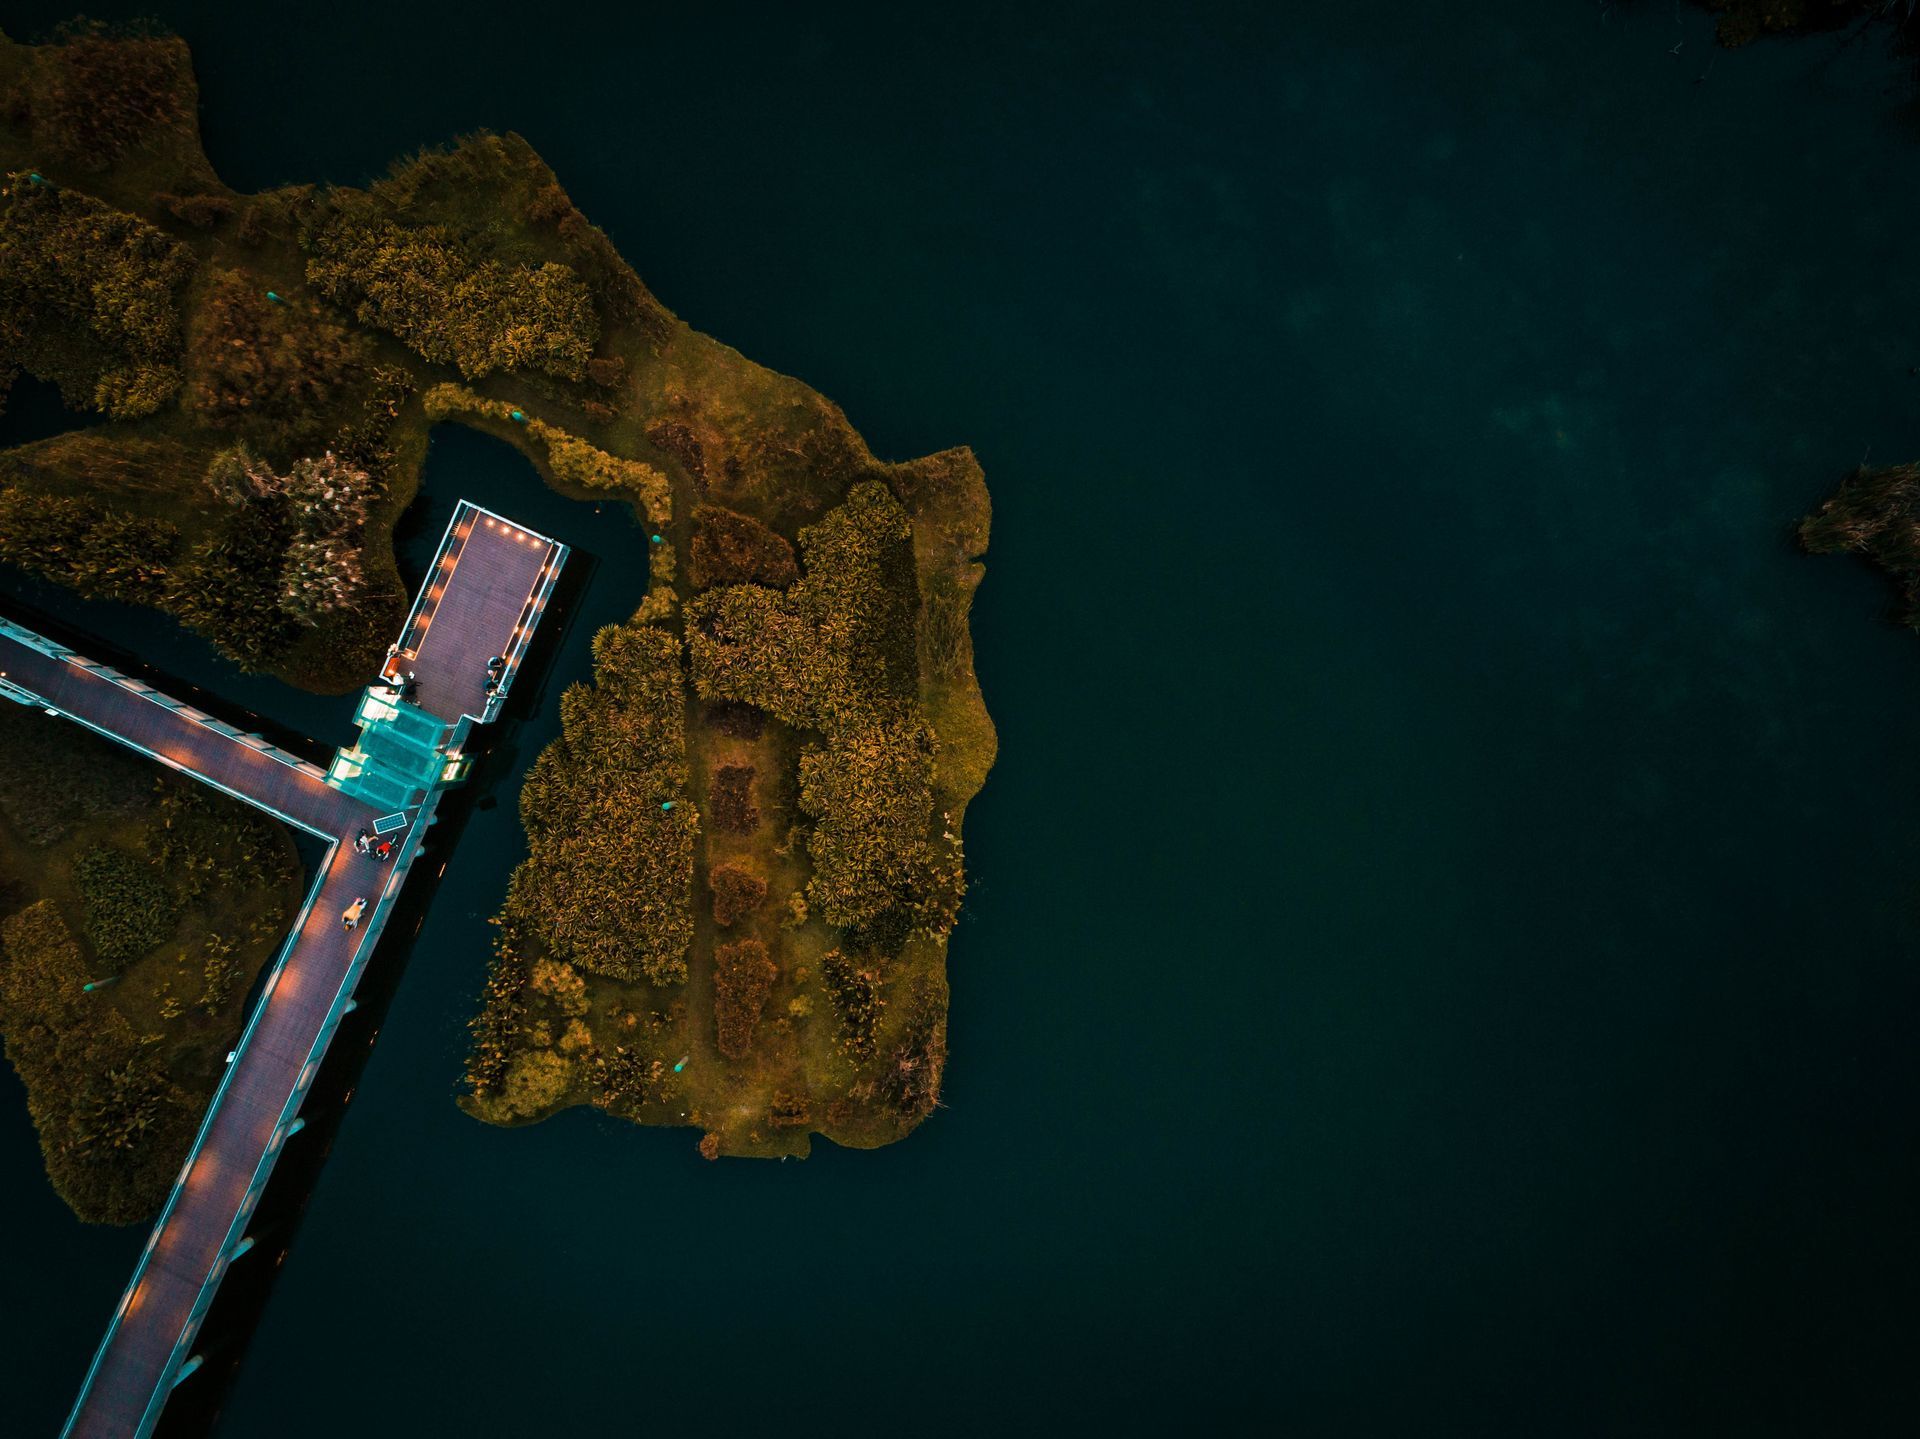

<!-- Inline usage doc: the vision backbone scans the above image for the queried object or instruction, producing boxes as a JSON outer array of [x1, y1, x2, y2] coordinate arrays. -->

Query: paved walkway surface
[[0, 636, 364, 837], [396, 510, 559, 724]]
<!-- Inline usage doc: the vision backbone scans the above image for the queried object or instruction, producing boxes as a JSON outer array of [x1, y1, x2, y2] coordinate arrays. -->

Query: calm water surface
[[5, 2, 1920, 1433]]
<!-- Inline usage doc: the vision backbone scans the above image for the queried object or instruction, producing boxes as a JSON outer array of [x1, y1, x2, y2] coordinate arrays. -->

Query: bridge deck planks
[[407, 517, 557, 724]]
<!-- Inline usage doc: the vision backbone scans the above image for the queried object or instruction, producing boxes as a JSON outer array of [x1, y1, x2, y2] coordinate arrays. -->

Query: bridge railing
[[0, 615, 332, 790], [480, 525, 567, 726]]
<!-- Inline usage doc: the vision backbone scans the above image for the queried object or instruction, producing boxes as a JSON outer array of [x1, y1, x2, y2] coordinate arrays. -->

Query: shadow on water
[[0, 374, 100, 449], [2, 422, 652, 1435]]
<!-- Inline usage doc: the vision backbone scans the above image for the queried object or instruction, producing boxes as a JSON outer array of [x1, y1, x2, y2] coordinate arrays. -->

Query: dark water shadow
[[0, 373, 100, 450]]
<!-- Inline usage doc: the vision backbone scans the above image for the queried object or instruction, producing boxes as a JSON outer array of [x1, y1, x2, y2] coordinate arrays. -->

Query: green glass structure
[[326, 688, 468, 812]]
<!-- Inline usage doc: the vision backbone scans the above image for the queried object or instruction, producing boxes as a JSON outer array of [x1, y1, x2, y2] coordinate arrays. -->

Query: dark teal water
[[7, 1, 1920, 1432]]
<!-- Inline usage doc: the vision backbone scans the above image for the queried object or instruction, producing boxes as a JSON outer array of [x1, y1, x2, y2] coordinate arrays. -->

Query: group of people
[[381, 650, 507, 701], [354, 830, 395, 862]]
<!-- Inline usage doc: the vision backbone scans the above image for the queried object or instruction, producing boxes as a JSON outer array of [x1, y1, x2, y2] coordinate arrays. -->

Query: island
[[0, 17, 995, 1185], [1694, 1, 1919, 48], [1800, 463, 1920, 612]]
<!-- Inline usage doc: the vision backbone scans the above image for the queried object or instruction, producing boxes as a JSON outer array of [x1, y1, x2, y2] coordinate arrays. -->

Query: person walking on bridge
[[342, 897, 367, 931]]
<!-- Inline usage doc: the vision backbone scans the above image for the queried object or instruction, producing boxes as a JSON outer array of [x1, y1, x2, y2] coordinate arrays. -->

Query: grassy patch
[[72, 843, 177, 966]]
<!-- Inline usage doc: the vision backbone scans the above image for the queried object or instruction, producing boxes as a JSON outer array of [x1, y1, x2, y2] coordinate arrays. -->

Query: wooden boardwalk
[[398, 509, 558, 726], [0, 503, 565, 1439]]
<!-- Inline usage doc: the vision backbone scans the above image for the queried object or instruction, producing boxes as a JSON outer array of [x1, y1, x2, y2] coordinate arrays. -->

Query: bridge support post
[[171, 1355, 204, 1389], [343, 997, 358, 1014], [228, 1235, 255, 1260], [286, 1116, 306, 1136]]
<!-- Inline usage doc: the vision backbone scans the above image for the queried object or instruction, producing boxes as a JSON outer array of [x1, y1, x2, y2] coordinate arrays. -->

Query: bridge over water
[[0, 502, 565, 1438]]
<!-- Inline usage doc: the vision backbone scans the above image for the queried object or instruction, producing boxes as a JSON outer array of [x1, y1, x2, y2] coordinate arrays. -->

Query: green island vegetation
[[0, 704, 301, 1222], [1689, 1, 1920, 49], [0, 22, 994, 1159], [1800, 463, 1920, 615]]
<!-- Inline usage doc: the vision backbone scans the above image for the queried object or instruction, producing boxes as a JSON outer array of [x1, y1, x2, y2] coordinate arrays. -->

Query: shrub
[[782, 891, 809, 930], [279, 531, 366, 621], [73, 844, 178, 965], [235, 202, 271, 247], [0, 177, 192, 417], [798, 723, 936, 928], [421, 381, 512, 423], [820, 949, 882, 1060], [847, 905, 913, 961], [199, 934, 243, 1011], [493, 1047, 572, 1120], [594, 1045, 670, 1115], [686, 484, 946, 928], [647, 420, 707, 483], [687, 503, 798, 590], [770, 1090, 811, 1128], [709, 764, 759, 835], [0, 488, 178, 604], [686, 479, 919, 735], [709, 862, 768, 927], [536, 425, 671, 524], [165, 494, 301, 669], [504, 623, 694, 983], [1704, 2, 1917, 50], [304, 198, 598, 381], [156, 192, 233, 228], [463, 950, 530, 1095], [196, 443, 379, 622], [713, 938, 776, 1059], [1802, 462, 1920, 626], [877, 991, 946, 1122], [420, 385, 671, 524], [31, 22, 189, 169], [354, 131, 660, 331], [185, 267, 371, 440]]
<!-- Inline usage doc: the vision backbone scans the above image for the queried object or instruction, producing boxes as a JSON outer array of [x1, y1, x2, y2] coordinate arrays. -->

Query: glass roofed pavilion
[[327, 501, 566, 816]]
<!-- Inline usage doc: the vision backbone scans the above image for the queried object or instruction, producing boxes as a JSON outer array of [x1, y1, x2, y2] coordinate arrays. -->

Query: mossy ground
[[0, 24, 994, 1161]]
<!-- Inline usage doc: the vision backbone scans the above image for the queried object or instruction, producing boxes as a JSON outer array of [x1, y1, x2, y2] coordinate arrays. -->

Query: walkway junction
[[0, 501, 565, 1439]]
